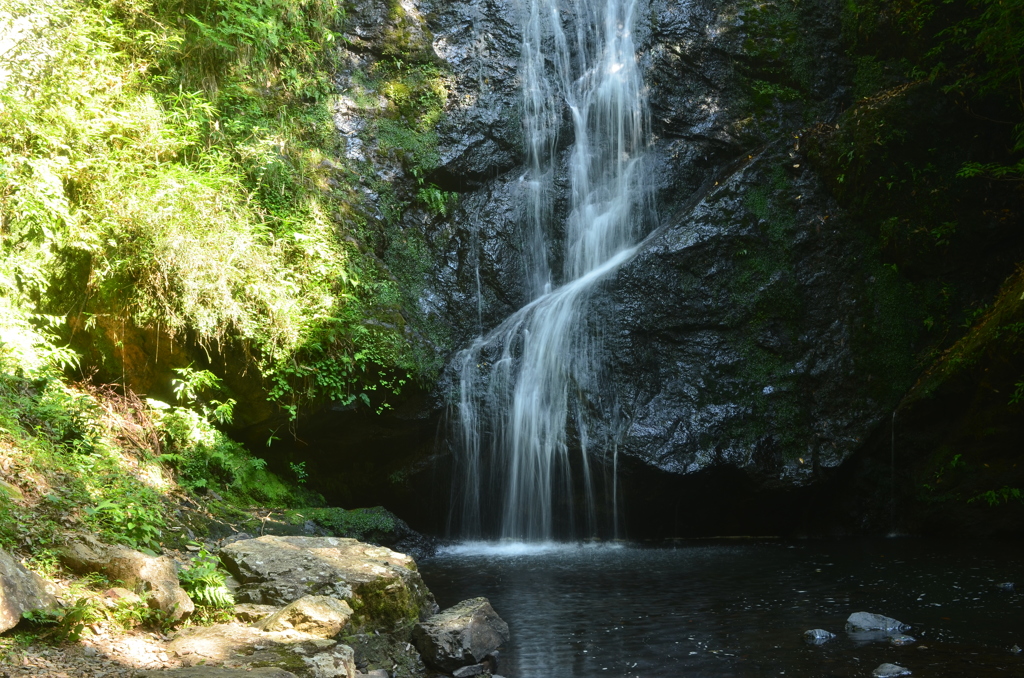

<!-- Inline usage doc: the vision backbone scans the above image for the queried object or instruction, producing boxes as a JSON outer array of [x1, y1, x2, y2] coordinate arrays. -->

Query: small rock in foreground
[[1011, 644, 1022, 654], [412, 597, 509, 672], [997, 582, 1014, 591], [889, 634, 915, 646], [872, 663, 911, 678], [803, 629, 836, 644], [453, 664, 488, 678]]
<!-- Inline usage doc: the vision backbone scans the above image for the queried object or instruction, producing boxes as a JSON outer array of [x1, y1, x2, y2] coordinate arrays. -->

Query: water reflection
[[420, 539, 1024, 677]]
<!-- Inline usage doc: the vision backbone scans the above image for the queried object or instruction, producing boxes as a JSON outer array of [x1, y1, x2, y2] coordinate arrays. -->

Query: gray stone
[[300, 644, 357, 678], [0, 547, 59, 633], [846, 611, 910, 633], [103, 587, 142, 606], [219, 536, 437, 630], [168, 622, 322, 665], [997, 582, 1014, 591], [365, 671, 389, 678], [889, 634, 916, 646], [803, 629, 836, 644], [259, 595, 354, 638], [166, 621, 355, 677], [61, 534, 193, 620], [235, 603, 280, 623], [452, 664, 487, 678], [412, 597, 509, 672], [872, 663, 911, 678], [134, 670, 298, 678]]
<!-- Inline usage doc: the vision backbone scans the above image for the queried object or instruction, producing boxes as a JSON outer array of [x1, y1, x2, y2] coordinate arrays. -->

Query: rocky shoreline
[[0, 531, 509, 678]]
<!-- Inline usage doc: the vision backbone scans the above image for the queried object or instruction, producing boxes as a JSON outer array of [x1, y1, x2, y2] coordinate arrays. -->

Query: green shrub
[[178, 547, 234, 609]]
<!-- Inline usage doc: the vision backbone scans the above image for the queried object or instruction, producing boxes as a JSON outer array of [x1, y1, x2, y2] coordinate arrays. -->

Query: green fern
[[178, 548, 235, 609]]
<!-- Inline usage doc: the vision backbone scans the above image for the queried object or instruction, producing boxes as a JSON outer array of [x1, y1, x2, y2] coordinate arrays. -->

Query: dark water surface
[[419, 539, 1024, 677]]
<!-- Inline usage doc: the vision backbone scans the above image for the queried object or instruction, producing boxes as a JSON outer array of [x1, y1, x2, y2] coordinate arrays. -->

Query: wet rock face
[[304, 0, 891, 519], [427, 0, 523, 184], [412, 597, 509, 672], [588, 141, 901, 487]]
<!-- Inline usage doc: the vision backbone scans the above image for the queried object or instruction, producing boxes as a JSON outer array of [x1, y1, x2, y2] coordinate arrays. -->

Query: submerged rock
[[412, 597, 509, 672], [872, 663, 912, 678], [997, 582, 1014, 591], [0, 547, 59, 633], [61, 535, 193, 620], [846, 611, 910, 633], [889, 634, 916, 646], [803, 629, 836, 644], [219, 536, 437, 630]]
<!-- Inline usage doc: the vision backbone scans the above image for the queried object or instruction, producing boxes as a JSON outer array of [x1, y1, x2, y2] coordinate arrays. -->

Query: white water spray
[[453, 0, 653, 541]]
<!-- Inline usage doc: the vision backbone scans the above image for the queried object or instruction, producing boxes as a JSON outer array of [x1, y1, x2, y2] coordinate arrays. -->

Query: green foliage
[[737, 0, 831, 126], [154, 404, 294, 506], [300, 506, 397, 542], [968, 486, 1024, 507], [0, 0, 444, 425], [841, 0, 1024, 179], [172, 367, 236, 425], [289, 461, 309, 485], [417, 185, 459, 217], [23, 597, 105, 643], [178, 547, 235, 609], [84, 492, 164, 554]]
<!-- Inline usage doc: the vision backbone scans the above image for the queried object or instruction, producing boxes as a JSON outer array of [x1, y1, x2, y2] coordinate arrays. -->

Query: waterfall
[[453, 0, 653, 541]]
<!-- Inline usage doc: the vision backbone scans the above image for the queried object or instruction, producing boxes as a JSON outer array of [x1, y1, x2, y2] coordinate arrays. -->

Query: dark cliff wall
[[288, 0, 1024, 538]]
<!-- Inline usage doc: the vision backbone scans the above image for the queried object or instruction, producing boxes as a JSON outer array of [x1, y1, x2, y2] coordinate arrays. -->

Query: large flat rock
[[167, 622, 355, 678], [135, 669, 298, 678], [219, 536, 437, 630]]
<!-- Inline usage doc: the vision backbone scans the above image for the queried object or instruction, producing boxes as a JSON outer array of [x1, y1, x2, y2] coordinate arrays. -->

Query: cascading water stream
[[453, 0, 653, 541]]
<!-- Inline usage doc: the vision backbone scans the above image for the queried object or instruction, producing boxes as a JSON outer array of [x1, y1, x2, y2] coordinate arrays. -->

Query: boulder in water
[[872, 663, 912, 677], [803, 629, 836, 644], [412, 597, 509, 672], [846, 611, 910, 633]]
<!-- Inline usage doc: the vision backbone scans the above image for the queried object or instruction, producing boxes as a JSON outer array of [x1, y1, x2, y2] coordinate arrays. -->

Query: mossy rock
[[219, 536, 438, 631]]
